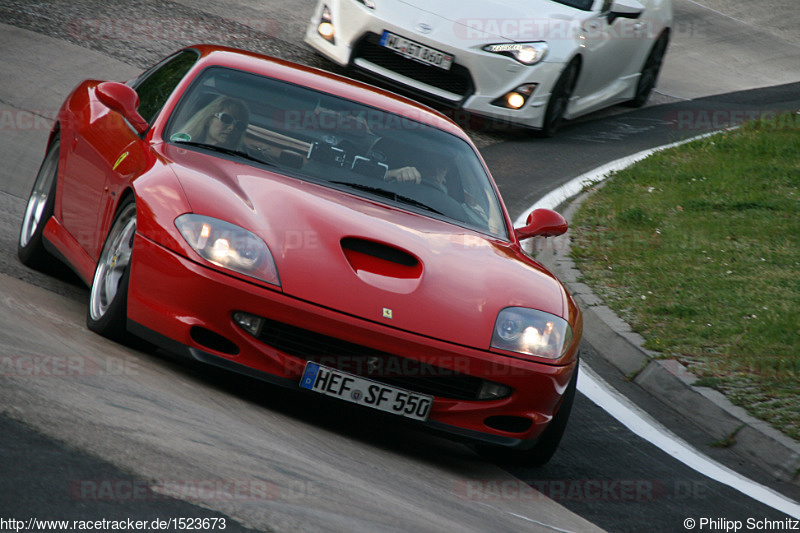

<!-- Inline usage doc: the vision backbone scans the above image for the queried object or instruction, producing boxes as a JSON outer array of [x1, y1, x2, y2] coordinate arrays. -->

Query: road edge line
[[519, 132, 800, 488]]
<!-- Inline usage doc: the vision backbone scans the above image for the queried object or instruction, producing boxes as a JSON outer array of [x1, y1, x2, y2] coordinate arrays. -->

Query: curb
[[534, 175, 800, 487]]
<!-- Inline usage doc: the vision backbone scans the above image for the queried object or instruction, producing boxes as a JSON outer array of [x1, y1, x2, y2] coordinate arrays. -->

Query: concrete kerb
[[522, 137, 800, 486]]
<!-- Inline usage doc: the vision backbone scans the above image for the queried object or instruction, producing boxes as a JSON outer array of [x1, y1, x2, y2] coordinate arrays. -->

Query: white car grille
[[351, 33, 474, 103]]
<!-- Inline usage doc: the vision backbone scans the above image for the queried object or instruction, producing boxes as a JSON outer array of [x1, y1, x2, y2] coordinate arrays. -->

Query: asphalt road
[[0, 1, 799, 531]]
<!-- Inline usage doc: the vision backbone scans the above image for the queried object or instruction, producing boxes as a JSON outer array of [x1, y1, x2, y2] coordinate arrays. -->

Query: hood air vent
[[341, 237, 419, 268], [341, 238, 423, 293]]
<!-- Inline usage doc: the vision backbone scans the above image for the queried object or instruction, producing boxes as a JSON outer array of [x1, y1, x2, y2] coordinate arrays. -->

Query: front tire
[[627, 32, 669, 108], [478, 363, 578, 467], [538, 60, 579, 138], [19, 136, 60, 270], [87, 196, 136, 340]]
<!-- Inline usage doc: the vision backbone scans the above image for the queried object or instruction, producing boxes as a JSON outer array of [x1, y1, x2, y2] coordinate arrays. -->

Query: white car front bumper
[[304, 0, 569, 129]]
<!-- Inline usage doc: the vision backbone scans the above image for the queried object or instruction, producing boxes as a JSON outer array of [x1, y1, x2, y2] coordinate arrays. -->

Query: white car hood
[[391, 0, 585, 42]]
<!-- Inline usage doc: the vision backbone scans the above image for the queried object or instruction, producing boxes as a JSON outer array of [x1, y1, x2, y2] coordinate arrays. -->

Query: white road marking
[[512, 133, 718, 227], [516, 134, 800, 518], [579, 363, 800, 519]]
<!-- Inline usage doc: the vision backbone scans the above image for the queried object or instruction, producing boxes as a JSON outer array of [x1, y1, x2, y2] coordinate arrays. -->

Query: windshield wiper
[[171, 140, 275, 167], [330, 181, 444, 215]]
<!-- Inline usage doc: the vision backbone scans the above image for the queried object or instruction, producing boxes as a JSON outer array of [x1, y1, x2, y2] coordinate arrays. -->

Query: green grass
[[570, 119, 800, 441]]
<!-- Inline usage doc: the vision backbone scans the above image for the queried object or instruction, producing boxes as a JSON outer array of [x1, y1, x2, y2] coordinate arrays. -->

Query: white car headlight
[[483, 43, 548, 65], [175, 214, 280, 287], [491, 307, 572, 359]]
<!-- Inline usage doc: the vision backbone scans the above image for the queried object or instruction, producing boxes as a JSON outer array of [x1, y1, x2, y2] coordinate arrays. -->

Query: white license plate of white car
[[380, 30, 453, 71], [300, 362, 433, 421]]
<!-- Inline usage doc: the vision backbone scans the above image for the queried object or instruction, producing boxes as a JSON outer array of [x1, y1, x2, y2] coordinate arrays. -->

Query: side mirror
[[608, 0, 644, 23], [96, 81, 149, 135], [515, 208, 568, 241]]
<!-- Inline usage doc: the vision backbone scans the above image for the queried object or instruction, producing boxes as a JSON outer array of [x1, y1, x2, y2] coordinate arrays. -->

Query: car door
[[60, 50, 198, 261], [59, 90, 144, 259], [95, 50, 199, 256], [574, 0, 648, 102]]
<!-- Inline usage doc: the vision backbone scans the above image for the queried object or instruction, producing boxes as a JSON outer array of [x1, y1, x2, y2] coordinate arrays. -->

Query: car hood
[[385, 0, 584, 42], [164, 147, 568, 350]]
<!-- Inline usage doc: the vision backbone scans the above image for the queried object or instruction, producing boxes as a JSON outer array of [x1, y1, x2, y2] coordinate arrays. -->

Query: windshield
[[551, 0, 594, 10], [164, 67, 508, 239]]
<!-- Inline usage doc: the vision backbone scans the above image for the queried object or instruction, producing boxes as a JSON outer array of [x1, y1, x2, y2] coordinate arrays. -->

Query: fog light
[[318, 22, 335, 41], [477, 381, 512, 400], [318, 6, 335, 43], [506, 92, 526, 109], [493, 84, 537, 110], [233, 311, 265, 337]]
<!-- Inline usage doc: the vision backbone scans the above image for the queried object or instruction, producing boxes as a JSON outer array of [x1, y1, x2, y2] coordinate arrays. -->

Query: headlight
[[491, 307, 572, 359], [483, 43, 548, 65], [175, 214, 280, 287]]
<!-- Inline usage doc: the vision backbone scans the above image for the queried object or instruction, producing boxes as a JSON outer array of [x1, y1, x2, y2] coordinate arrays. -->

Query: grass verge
[[570, 118, 799, 441]]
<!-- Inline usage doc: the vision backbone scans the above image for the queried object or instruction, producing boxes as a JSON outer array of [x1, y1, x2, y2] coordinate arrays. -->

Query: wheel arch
[[47, 123, 61, 151], [564, 53, 584, 94], [114, 187, 137, 215]]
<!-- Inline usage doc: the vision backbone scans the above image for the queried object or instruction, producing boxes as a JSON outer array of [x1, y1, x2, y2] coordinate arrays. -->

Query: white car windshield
[[165, 66, 508, 239], [551, 0, 594, 10]]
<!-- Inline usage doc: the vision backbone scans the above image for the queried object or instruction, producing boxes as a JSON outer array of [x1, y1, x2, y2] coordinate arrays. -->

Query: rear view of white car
[[305, 0, 672, 136]]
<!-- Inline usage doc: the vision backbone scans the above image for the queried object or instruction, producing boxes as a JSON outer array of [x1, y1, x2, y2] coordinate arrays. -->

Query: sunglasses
[[213, 112, 245, 129]]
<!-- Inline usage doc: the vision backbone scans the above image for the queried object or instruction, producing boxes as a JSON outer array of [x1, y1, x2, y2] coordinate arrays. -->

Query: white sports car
[[305, 0, 672, 135]]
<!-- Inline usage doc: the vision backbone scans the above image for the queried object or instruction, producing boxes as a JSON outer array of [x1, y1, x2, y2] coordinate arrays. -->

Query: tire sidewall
[[18, 136, 60, 268], [629, 32, 669, 108], [476, 362, 579, 466], [540, 61, 578, 138], [522, 362, 579, 466], [86, 196, 135, 339]]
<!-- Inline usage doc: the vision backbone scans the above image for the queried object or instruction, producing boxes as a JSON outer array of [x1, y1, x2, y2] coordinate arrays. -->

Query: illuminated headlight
[[491, 307, 572, 359], [483, 43, 548, 65], [318, 5, 335, 43], [175, 214, 280, 287]]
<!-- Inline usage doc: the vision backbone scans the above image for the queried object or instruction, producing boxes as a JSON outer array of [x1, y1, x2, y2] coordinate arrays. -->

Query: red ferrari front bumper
[[127, 233, 577, 448]]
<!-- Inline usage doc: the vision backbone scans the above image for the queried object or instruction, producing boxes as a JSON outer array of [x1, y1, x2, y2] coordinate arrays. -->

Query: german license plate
[[300, 362, 433, 421], [380, 30, 453, 71]]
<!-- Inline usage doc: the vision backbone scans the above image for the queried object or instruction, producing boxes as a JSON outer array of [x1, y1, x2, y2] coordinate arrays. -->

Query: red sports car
[[19, 45, 581, 465]]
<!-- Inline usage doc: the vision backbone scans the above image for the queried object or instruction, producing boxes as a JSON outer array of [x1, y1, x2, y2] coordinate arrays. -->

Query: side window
[[600, 0, 613, 13], [132, 50, 199, 124]]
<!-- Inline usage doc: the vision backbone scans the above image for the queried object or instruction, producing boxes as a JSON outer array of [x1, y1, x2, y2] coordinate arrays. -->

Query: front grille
[[253, 317, 484, 400], [352, 33, 474, 100]]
